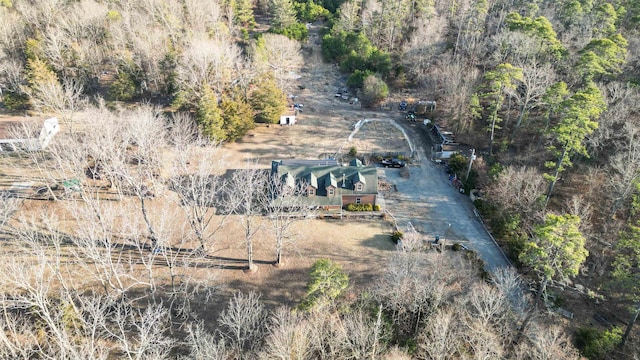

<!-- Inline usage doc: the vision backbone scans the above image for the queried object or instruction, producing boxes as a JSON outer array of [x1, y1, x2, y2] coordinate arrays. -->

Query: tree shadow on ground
[[360, 234, 395, 251]]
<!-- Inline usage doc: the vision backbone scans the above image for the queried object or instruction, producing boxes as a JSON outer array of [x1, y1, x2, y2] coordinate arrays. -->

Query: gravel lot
[[382, 122, 512, 272]]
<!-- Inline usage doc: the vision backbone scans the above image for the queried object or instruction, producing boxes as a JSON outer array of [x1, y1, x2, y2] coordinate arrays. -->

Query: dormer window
[[328, 188, 334, 196], [308, 188, 315, 196], [355, 183, 363, 191]]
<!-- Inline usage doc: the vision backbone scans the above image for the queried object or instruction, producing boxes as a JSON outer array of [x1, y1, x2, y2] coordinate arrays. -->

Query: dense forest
[[1, 0, 640, 358]]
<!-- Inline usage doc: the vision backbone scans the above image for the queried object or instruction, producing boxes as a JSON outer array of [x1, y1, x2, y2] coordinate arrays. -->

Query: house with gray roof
[[271, 160, 379, 210]]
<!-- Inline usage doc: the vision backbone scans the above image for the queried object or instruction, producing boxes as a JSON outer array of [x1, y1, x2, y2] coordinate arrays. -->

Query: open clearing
[[0, 22, 413, 311]]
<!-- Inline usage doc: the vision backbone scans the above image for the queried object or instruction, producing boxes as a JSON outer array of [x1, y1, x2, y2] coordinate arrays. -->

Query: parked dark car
[[398, 100, 408, 111], [381, 158, 406, 168]]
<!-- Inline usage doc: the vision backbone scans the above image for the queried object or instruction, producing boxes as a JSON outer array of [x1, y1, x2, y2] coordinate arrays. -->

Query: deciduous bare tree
[[225, 165, 269, 271], [252, 33, 303, 93], [28, 76, 87, 134], [265, 173, 308, 266], [0, 211, 106, 359], [431, 55, 480, 134], [514, 324, 581, 360], [183, 0, 224, 35], [218, 291, 267, 357], [339, 307, 387, 359], [0, 192, 20, 234], [109, 106, 167, 247], [175, 34, 243, 104], [512, 62, 556, 133], [402, 15, 448, 89], [416, 308, 462, 360], [485, 165, 546, 220], [333, 0, 362, 33], [186, 323, 229, 360], [65, 199, 145, 300], [260, 306, 313, 359], [606, 122, 640, 217], [108, 302, 175, 360], [168, 140, 229, 253]]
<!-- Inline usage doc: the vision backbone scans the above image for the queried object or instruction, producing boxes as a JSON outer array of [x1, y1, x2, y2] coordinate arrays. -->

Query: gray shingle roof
[[273, 163, 378, 196], [324, 172, 337, 189]]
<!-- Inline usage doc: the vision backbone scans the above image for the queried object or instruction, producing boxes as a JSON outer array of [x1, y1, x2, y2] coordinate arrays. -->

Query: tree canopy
[[520, 213, 588, 283]]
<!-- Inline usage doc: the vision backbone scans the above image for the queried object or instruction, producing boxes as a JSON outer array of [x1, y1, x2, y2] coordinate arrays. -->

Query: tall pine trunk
[[620, 303, 640, 348], [545, 147, 567, 207]]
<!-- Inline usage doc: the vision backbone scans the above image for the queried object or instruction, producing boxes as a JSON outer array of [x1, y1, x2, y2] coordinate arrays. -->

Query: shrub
[[373, 204, 381, 211], [106, 10, 121, 21], [240, 28, 249, 42], [447, 153, 467, 176], [473, 199, 492, 217], [1, 91, 29, 110], [299, 258, 349, 310], [294, 1, 330, 22], [391, 231, 403, 243], [271, 23, 308, 41], [348, 146, 357, 156], [361, 75, 388, 107], [490, 214, 527, 266], [452, 243, 462, 251], [346, 203, 373, 211], [109, 70, 137, 101], [575, 326, 622, 360], [341, 53, 369, 73], [347, 69, 374, 88]]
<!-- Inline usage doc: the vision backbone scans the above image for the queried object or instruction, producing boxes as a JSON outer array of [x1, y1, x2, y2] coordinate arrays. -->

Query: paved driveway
[[381, 122, 512, 272]]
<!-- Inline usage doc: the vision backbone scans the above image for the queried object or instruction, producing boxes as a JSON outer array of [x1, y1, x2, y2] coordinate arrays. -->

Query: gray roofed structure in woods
[[271, 159, 379, 209], [272, 163, 378, 196]]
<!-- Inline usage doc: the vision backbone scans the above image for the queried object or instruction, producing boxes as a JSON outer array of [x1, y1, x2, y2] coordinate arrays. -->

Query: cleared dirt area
[[221, 22, 411, 168]]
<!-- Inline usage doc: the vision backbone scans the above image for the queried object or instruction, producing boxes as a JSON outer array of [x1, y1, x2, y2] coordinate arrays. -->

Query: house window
[[355, 183, 363, 191], [308, 188, 315, 196], [356, 198, 361, 204], [328, 188, 334, 196]]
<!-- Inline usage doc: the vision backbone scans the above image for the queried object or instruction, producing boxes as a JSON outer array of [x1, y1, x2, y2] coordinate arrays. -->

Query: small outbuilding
[[280, 110, 297, 126], [279, 115, 296, 125]]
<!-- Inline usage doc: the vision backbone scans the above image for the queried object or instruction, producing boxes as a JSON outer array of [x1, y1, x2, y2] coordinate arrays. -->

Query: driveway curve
[[381, 122, 512, 272]]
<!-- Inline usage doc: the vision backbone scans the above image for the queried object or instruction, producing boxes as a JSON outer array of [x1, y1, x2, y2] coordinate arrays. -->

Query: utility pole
[[465, 148, 476, 180]]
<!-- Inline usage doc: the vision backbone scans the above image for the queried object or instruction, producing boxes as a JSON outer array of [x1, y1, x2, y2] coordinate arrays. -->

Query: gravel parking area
[[383, 123, 512, 271]]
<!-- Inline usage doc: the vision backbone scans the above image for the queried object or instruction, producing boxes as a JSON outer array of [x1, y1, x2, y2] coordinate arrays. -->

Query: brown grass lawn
[[209, 217, 396, 311]]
